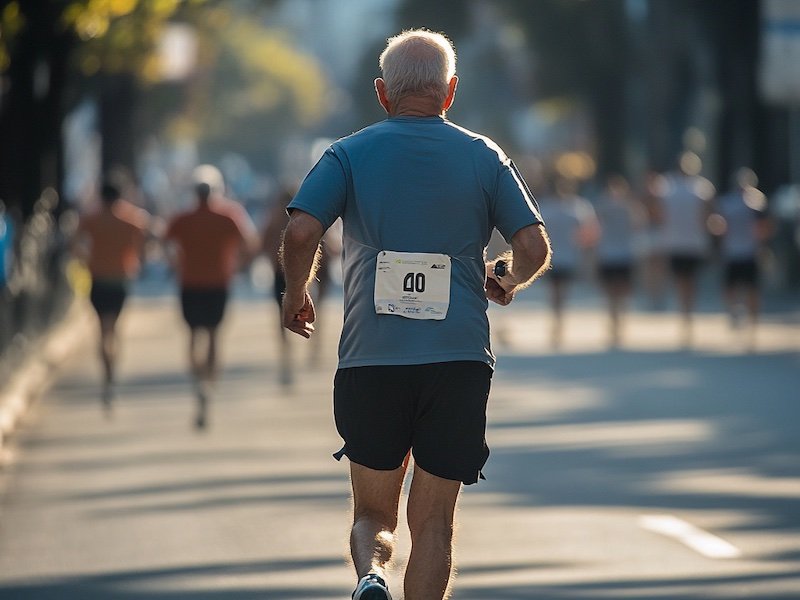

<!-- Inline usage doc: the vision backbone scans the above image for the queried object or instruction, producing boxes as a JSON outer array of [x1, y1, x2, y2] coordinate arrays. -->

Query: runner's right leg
[[98, 313, 119, 411], [188, 327, 209, 429], [404, 463, 461, 600]]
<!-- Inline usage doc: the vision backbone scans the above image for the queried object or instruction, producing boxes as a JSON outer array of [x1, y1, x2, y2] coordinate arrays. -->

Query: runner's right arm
[[280, 209, 325, 338]]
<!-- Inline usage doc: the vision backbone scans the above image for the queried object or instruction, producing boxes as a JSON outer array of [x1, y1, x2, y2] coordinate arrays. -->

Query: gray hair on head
[[379, 29, 456, 106]]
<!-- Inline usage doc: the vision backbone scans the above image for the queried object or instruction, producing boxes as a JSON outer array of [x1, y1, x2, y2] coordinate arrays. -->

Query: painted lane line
[[638, 514, 742, 559]]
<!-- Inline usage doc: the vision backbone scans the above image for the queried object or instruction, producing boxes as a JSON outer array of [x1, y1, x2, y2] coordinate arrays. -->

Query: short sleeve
[[164, 216, 181, 242], [288, 146, 348, 231], [227, 202, 257, 240], [492, 158, 543, 243]]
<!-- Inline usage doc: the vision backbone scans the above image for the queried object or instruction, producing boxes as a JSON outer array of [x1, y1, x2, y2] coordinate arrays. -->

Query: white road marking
[[638, 514, 742, 559]]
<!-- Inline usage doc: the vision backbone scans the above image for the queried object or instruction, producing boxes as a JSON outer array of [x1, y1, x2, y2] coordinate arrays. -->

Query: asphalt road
[[0, 289, 798, 599]]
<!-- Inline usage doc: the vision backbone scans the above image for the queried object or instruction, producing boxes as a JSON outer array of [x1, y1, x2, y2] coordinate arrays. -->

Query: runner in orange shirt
[[73, 181, 151, 413], [164, 167, 259, 429]]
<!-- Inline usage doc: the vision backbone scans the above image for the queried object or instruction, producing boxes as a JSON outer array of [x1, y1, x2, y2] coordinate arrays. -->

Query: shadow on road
[[0, 558, 345, 599], [481, 348, 800, 531]]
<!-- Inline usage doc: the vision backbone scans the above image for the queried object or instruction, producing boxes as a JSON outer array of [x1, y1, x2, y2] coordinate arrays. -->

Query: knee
[[353, 507, 398, 534], [407, 510, 454, 544]]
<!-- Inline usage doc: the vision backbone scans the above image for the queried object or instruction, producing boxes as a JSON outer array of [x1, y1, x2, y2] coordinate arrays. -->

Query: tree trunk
[[0, 2, 73, 218]]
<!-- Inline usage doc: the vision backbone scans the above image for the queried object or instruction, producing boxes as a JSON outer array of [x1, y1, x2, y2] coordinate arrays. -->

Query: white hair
[[379, 29, 456, 106], [192, 164, 224, 195]]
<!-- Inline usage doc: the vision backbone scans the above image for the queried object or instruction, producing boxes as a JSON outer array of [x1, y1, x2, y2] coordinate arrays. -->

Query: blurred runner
[[261, 184, 295, 386], [261, 183, 341, 385], [164, 166, 258, 429], [72, 181, 151, 413], [0, 200, 15, 353], [657, 152, 715, 346], [638, 170, 668, 309], [537, 176, 598, 349], [594, 174, 643, 347], [711, 168, 772, 348]]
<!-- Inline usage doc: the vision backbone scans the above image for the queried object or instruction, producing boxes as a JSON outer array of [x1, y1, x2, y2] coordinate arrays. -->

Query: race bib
[[374, 250, 451, 320]]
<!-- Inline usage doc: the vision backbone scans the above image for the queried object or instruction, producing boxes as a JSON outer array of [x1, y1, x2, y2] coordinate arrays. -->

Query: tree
[[0, 0, 190, 216], [0, 0, 74, 217], [506, 0, 630, 179], [177, 13, 329, 173], [0, 0, 328, 215]]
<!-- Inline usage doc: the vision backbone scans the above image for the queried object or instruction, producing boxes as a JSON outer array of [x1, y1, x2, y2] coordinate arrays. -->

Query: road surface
[[0, 289, 798, 599]]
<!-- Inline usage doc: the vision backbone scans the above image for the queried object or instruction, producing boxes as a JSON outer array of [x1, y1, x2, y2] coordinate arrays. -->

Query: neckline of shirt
[[388, 116, 445, 124]]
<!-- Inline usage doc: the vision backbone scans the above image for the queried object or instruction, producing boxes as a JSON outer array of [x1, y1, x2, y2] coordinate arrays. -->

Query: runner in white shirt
[[657, 152, 715, 346], [711, 168, 772, 347], [538, 177, 598, 348], [594, 175, 644, 347]]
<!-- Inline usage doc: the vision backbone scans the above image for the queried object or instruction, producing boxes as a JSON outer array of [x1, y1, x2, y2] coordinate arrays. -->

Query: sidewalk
[[0, 293, 798, 599], [0, 298, 93, 453]]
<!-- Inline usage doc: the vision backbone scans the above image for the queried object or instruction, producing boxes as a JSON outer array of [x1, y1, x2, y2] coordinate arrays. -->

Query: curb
[[0, 298, 91, 450]]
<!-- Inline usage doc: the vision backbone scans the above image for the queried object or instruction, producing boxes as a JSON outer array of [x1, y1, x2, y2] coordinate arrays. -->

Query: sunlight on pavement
[[487, 420, 713, 450], [651, 469, 800, 499]]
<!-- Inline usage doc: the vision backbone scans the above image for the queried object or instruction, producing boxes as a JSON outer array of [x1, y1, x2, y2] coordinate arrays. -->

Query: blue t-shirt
[[288, 116, 542, 369]]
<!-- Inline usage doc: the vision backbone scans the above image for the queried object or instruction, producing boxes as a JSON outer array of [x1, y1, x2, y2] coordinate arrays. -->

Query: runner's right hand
[[282, 290, 316, 338]]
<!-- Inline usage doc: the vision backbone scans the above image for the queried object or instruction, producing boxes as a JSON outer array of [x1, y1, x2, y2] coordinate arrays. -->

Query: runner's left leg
[[349, 461, 407, 581]]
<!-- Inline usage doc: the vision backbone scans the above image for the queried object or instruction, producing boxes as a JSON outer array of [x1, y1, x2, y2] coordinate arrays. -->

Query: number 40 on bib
[[374, 250, 451, 320]]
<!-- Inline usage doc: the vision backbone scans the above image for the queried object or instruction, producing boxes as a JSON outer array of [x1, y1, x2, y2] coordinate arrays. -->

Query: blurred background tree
[[0, 0, 795, 218], [0, 0, 330, 216], [0, 0, 797, 355], [505, 0, 629, 179]]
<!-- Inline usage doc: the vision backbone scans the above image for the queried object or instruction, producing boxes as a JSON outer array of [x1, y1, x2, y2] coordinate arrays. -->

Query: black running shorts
[[598, 263, 633, 286], [333, 361, 493, 485], [89, 279, 128, 318], [724, 259, 758, 287], [669, 254, 703, 277], [180, 287, 228, 329], [547, 267, 574, 283]]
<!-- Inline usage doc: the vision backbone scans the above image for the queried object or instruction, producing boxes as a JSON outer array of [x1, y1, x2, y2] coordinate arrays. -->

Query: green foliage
[[1, 0, 328, 173], [0, 1, 24, 71], [0, 0, 192, 76], [169, 9, 330, 169], [63, 0, 196, 80]]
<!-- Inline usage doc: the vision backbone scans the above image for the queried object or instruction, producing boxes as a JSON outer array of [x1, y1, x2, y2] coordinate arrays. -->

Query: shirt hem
[[338, 352, 495, 370]]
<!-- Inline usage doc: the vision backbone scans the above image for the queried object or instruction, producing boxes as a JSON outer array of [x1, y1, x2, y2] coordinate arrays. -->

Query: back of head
[[379, 29, 456, 106], [195, 182, 212, 203], [192, 164, 225, 196], [100, 182, 121, 205]]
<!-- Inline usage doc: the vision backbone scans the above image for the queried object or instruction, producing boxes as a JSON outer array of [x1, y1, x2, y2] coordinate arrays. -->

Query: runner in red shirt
[[73, 181, 151, 413], [164, 169, 258, 429]]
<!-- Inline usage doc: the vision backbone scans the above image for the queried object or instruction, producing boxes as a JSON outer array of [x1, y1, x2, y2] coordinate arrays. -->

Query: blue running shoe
[[352, 573, 392, 600]]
